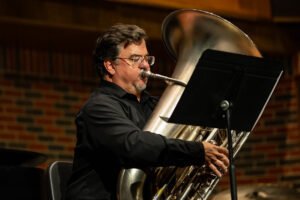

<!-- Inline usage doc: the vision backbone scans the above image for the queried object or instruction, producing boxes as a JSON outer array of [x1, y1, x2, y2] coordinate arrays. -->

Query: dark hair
[[93, 24, 148, 79]]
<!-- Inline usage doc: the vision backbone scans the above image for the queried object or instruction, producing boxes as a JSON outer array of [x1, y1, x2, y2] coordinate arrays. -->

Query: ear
[[103, 60, 116, 76]]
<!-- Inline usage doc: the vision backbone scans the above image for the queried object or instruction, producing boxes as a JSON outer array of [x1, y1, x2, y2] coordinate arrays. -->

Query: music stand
[[165, 49, 283, 200]]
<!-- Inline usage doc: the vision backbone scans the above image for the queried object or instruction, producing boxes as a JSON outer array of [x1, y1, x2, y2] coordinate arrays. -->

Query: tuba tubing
[[118, 9, 261, 200]]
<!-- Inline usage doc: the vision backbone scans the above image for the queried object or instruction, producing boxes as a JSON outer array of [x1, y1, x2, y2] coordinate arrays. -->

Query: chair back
[[48, 161, 72, 200]]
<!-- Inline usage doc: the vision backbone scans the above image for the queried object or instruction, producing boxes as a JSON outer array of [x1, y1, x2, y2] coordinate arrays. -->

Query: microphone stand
[[220, 100, 238, 200]]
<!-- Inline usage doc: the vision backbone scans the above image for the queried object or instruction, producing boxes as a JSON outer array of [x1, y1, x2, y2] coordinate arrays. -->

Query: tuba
[[118, 9, 261, 200]]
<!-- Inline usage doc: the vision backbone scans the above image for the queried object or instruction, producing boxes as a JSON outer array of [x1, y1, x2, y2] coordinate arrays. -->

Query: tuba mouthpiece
[[140, 69, 186, 87]]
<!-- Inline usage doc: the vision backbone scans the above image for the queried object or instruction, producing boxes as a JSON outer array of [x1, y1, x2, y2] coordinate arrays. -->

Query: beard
[[134, 78, 147, 93]]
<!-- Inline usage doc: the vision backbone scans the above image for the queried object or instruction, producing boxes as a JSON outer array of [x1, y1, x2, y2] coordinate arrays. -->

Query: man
[[66, 24, 229, 200]]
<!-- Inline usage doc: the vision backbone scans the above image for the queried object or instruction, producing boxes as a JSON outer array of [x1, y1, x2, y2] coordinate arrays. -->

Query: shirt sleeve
[[80, 96, 205, 168]]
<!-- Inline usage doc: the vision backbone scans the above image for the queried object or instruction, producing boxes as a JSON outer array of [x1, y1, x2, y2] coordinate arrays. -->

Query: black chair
[[47, 161, 73, 200]]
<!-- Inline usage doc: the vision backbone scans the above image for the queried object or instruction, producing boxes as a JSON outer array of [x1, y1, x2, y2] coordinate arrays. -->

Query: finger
[[217, 146, 229, 156], [220, 155, 230, 167], [208, 162, 222, 177], [214, 159, 228, 173], [213, 151, 228, 163], [215, 153, 229, 167]]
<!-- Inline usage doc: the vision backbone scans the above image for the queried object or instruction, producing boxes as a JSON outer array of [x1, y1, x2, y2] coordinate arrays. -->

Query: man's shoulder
[[85, 89, 119, 107]]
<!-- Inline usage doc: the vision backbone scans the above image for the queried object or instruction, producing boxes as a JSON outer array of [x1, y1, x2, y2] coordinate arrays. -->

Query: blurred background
[[0, 0, 299, 199]]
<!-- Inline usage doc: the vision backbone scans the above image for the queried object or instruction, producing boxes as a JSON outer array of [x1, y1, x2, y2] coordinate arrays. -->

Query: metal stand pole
[[220, 100, 238, 200]]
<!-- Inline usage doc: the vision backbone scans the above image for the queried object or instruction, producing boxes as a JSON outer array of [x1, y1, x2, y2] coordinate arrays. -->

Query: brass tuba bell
[[118, 9, 261, 200]]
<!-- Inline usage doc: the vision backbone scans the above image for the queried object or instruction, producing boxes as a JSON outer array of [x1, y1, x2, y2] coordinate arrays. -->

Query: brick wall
[[0, 42, 299, 194], [0, 43, 97, 167]]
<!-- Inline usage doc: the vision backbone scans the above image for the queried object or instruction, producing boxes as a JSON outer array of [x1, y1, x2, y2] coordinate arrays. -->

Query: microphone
[[140, 69, 186, 87]]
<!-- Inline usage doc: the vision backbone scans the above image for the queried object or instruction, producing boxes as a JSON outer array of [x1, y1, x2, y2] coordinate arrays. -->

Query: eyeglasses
[[115, 55, 155, 67]]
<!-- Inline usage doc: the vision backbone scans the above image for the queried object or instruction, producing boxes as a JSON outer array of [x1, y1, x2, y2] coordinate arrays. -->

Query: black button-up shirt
[[66, 81, 205, 200]]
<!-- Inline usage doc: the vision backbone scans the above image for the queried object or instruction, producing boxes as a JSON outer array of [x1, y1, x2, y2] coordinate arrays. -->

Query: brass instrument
[[118, 9, 261, 200]]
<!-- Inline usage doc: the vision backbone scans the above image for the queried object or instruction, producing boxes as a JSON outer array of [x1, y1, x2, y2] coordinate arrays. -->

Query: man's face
[[111, 39, 151, 98]]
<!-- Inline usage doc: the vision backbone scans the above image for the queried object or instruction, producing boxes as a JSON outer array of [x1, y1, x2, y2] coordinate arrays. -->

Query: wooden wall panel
[[107, 0, 272, 20]]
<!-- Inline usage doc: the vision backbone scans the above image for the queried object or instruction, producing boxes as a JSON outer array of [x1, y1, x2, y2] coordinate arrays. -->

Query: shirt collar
[[99, 80, 127, 98]]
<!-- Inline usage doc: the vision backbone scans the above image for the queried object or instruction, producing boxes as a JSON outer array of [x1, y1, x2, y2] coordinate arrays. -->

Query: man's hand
[[202, 141, 229, 177]]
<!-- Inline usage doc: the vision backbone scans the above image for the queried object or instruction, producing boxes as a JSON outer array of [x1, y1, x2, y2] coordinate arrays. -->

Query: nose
[[140, 59, 151, 70]]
